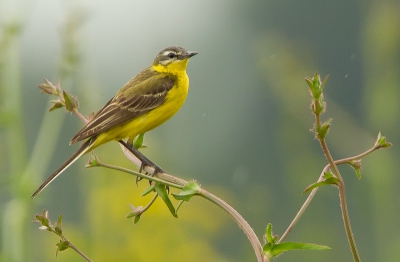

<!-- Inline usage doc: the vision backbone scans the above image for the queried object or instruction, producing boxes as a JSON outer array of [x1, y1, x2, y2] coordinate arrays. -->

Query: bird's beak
[[184, 51, 198, 59]]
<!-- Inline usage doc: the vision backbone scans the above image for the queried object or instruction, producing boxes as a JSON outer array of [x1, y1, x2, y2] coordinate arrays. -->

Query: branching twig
[[199, 189, 266, 262], [87, 158, 184, 190], [278, 142, 383, 244], [34, 210, 92, 262], [306, 73, 361, 261], [94, 156, 266, 261], [36, 76, 392, 262], [40, 79, 266, 262]]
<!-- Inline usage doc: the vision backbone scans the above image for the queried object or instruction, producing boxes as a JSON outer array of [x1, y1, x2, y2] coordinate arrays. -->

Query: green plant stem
[[141, 194, 158, 213], [119, 144, 189, 186], [120, 142, 266, 261], [278, 143, 380, 244], [198, 189, 266, 262], [98, 159, 266, 261], [94, 161, 184, 190]]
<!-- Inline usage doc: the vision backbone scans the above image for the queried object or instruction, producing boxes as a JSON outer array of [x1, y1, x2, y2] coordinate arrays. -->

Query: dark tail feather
[[31, 139, 93, 198]]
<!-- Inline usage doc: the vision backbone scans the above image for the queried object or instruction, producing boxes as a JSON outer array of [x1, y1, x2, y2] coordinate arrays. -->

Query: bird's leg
[[123, 138, 169, 192], [119, 139, 165, 176], [125, 139, 146, 186], [126, 139, 144, 172]]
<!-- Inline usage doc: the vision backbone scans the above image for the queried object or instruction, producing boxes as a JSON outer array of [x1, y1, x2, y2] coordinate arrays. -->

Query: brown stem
[[199, 189, 266, 262], [278, 143, 379, 243], [320, 140, 360, 262], [63, 236, 93, 262]]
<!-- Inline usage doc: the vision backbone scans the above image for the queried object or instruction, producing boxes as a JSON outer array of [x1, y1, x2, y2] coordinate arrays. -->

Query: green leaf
[[317, 95, 326, 114], [263, 224, 329, 259], [375, 132, 392, 149], [35, 214, 45, 224], [141, 183, 156, 197], [57, 214, 62, 225], [305, 73, 323, 99], [126, 204, 143, 224], [49, 100, 64, 112], [54, 226, 62, 236], [264, 241, 330, 258], [303, 176, 339, 194], [172, 181, 201, 202], [175, 200, 185, 213], [127, 212, 136, 219], [322, 171, 334, 179], [126, 204, 143, 218], [154, 183, 177, 218], [56, 240, 70, 255], [128, 203, 135, 212], [85, 155, 100, 168], [55, 215, 63, 236], [310, 96, 326, 115], [349, 160, 362, 179], [126, 212, 136, 219], [63, 90, 78, 112], [38, 81, 55, 94], [354, 167, 361, 179], [320, 74, 329, 92], [305, 77, 313, 89], [265, 223, 274, 244], [133, 215, 141, 224], [35, 210, 51, 230], [134, 133, 145, 149], [309, 73, 328, 99], [316, 118, 332, 139], [263, 243, 274, 255]]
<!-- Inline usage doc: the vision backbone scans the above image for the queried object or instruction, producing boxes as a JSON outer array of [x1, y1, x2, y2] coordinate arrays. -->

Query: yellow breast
[[92, 59, 191, 148], [133, 71, 189, 135]]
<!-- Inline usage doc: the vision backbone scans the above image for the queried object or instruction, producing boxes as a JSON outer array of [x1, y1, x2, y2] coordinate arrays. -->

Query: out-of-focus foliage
[[0, 0, 399, 261]]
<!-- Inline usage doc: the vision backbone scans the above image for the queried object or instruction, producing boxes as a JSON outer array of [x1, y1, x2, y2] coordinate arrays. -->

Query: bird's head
[[152, 46, 197, 73]]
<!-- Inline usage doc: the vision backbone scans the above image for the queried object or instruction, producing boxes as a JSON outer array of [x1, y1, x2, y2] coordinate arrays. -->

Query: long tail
[[31, 139, 93, 198]]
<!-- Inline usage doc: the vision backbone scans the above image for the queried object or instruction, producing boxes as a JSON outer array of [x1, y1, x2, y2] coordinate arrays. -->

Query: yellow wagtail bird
[[32, 46, 197, 198]]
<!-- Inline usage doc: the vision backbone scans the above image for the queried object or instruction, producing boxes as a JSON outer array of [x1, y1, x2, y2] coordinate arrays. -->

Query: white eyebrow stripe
[[162, 51, 180, 56]]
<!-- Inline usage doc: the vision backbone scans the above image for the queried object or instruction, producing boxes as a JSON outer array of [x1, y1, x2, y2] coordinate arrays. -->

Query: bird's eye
[[167, 52, 176, 59]]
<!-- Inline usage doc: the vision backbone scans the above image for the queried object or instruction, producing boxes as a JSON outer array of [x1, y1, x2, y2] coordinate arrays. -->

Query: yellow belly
[[91, 72, 189, 149]]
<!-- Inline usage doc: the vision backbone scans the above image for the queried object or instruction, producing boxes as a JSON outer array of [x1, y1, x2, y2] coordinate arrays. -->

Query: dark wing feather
[[70, 70, 175, 144]]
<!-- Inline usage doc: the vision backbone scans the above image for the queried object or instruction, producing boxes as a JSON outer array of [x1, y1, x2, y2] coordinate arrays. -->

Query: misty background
[[1, 0, 399, 261]]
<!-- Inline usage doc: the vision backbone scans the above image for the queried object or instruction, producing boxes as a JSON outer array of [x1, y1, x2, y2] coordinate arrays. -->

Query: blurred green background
[[1, 0, 399, 261]]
